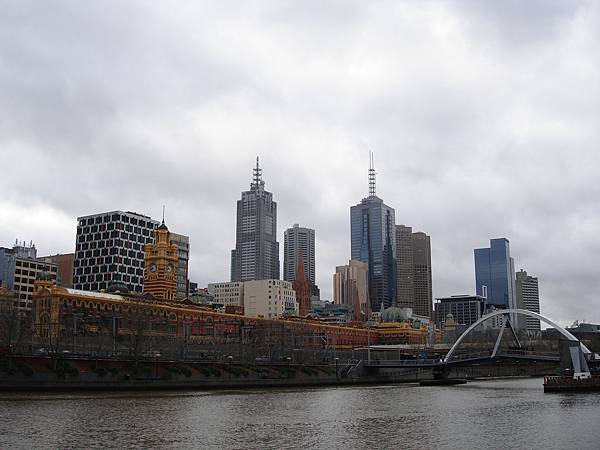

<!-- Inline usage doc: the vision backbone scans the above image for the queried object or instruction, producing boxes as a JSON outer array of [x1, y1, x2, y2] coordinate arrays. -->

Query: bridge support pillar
[[432, 365, 450, 380]]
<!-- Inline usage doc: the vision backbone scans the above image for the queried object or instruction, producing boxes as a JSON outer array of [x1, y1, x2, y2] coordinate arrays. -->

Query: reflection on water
[[1, 378, 599, 449]]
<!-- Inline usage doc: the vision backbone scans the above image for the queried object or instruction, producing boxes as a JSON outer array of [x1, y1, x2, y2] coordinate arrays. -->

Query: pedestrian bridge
[[360, 309, 596, 378]]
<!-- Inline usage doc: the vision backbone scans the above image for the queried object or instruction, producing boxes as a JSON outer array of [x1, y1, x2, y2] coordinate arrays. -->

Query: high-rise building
[[516, 269, 541, 332], [170, 232, 190, 299], [412, 232, 433, 318], [37, 253, 74, 288], [350, 154, 396, 312], [73, 210, 188, 296], [73, 211, 159, 293], [143, 221, 178, 301], [231, 158, 280, 282], [283, 224, 316, 285], [395, 225, 414, 309], [474, 238, 517, 309], [0, 241, 57, 310], [333, 259, 369, 322]]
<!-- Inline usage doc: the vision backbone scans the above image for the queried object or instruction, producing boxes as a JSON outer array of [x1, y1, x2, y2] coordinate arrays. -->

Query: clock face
[[149, 264, 157, 273], [166, 264, 173, 273]]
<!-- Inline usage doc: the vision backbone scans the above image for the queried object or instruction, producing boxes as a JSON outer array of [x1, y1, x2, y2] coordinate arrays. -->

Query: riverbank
[[0, 355, 559, 391]]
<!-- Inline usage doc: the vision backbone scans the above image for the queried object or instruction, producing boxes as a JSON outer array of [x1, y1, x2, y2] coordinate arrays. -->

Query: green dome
[[380, 307, 408, 323], [36, 271, 54, 282], [106, 282, 130, 294]]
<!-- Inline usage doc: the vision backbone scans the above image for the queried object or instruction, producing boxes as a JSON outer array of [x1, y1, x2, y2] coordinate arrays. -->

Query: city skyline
[[2, 2, 600, 326]]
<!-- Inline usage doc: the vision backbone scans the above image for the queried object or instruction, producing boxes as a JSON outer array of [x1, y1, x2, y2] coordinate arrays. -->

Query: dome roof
[[36, 271, 54, 282], [380, 307, 408, 323], [106, 282, 130, 294], [157, 221, 169, 231]]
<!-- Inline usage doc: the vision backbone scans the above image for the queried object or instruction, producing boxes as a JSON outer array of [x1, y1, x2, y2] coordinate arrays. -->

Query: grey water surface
[[0, 378, 598, 449]]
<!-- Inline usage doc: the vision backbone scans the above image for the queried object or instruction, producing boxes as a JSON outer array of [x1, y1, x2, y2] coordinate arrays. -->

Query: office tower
[[37, 253, 75, 288], [474, 238, 517, 309], [333, 259, 369, 321], [292, 254, 311, 316], [434, 295, 486, 328], [169, 232, 190, 298], [143, 221, 178, 301], [231, 158, 280, 282], [0, 241, 57, 310], [412, 232, 433, 318], [395, 225, 414, 309], [73, 211, 159, 293], [516, 269, 541, 332], [283, 224, 316, 285], [350, 154, 396, 312]]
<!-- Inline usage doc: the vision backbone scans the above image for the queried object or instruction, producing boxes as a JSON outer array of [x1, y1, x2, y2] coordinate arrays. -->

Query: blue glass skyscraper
[[474, 238, 517, 309], [350, 155, 396, 312]]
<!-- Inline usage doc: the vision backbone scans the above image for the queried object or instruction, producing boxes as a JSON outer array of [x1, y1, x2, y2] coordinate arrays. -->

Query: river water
[[0, 378, 598, 449]]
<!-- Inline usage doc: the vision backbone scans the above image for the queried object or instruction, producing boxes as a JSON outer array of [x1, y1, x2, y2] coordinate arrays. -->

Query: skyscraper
[[516, 269, 541, 332], [169, 232, 190, 298], [73, 211, 159, 293], [333, 259, 369, 322], [283, 224, 315, 285], [395, 226, 433, 317], [474, 238, 517, 310], [413, 232, 433, 318], [395, 225, 414, 309], [350, 154, 396, 312], [231, 158, 280, 282]]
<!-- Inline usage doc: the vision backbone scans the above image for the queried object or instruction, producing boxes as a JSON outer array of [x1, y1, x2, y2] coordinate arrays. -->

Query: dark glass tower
[[231, 158, 280, 282], [350, 154, 396, 312], [474, 238, 516, 308]]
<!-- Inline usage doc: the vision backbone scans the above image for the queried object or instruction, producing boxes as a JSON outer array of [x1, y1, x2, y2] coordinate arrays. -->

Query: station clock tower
[[143, 220, 178, 301]]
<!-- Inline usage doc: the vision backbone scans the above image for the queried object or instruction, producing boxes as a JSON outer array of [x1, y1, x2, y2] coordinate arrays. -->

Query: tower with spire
[[349, 152, 397, 311], [143, 216, 179, 301], [231, 157, 280, 282]]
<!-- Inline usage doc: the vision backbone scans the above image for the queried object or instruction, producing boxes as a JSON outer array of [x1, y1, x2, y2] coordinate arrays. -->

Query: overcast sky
[[1, 1, 599, 326]]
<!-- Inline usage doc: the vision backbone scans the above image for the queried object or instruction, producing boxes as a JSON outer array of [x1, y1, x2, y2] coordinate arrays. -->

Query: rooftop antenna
[[368, 151, 376, 197], [162, 205, 165, 224], [252, 156, 263, 189]]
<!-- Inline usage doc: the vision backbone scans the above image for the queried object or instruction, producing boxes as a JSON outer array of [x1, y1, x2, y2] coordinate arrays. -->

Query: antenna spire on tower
[[252, 156, 263, 190], [162, 205, 165, 224], [368, 151, 376, 197]]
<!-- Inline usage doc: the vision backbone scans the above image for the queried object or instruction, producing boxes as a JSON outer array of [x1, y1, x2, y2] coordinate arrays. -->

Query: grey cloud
[[1, 1, 599, 325]]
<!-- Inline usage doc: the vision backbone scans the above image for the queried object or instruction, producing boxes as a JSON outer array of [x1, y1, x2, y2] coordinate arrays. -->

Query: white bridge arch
[[443, 309, 590, 363]]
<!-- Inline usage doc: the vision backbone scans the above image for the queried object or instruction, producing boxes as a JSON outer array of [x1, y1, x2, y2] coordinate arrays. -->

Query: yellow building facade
[[143, 221, 178, 301]]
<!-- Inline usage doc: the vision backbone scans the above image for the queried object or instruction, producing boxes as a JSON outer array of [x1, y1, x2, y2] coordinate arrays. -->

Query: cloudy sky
[[1, 1, 599, 325]]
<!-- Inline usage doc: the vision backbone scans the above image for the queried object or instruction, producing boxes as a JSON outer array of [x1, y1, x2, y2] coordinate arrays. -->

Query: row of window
[[78, 214, 155, 228], [75, 249, 145, 262], [75, 273, 142, 284], [78, 231, 151, 245]]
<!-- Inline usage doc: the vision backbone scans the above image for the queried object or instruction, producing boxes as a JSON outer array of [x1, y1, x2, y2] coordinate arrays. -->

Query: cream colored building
[[207, 282, 244, 306], [244, 279, 297, 318], [333, 260, 369, 320]]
